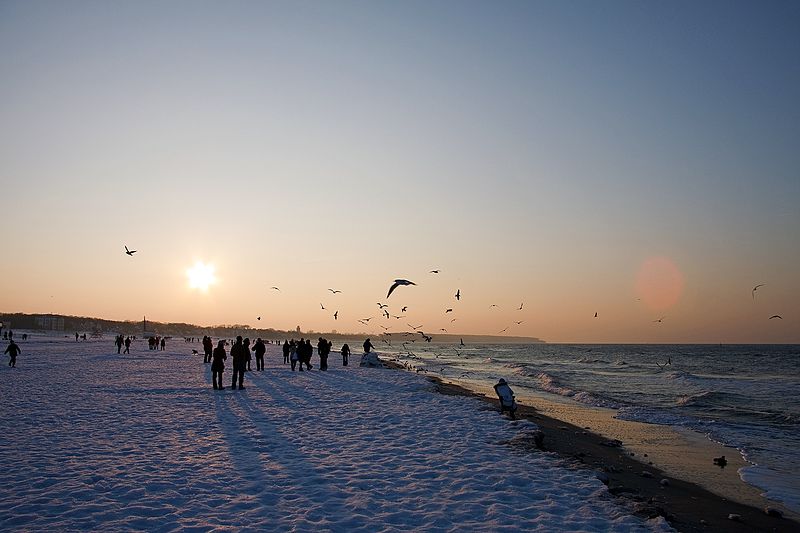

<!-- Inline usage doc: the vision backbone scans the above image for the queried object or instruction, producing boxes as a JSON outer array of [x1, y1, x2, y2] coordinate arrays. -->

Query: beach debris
[[713, 455, 727, 468], [764, 507, 783, 518], [660, 478, 670, 487], [728, 513, 742, 522]]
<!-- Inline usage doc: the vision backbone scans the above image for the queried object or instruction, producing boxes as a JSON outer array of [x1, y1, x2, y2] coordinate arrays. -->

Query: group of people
[[205, 336, 271, 389], [147, 336, 166, 351], [114, 335, 132, 354]]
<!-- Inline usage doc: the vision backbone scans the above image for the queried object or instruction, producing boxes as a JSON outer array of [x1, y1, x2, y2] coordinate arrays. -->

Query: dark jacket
[[211, 345, 227, 371]]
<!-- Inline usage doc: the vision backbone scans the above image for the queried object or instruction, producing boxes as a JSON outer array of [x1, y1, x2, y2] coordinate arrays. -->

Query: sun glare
[[187, 261, 216, 291]]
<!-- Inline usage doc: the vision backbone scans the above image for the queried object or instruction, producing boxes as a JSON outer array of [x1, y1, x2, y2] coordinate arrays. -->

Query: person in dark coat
[[203, 336, 214, 363], [253, 338, 266, 370], [303, 339, 313, 370], [124, 336, 131, 354], [363, 338, 374, 354], [341, 343, 351, 366], [211, 340, 227, 390], [115, 335, 124, 354], [5, 340, 21, 367], [230, 336, 245, 389], [317, 338, 328, 371], [282, 340, 290, 364]]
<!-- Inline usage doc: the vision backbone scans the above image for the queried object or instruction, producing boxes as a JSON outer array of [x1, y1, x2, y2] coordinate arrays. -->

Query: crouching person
[[493, 378, 517, 420]]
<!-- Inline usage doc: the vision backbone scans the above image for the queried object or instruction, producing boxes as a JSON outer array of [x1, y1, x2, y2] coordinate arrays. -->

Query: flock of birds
[[123, 246, 785, 338]]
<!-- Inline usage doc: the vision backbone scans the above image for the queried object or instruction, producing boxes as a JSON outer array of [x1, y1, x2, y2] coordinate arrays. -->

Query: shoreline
[[388, 362, 800, 532]]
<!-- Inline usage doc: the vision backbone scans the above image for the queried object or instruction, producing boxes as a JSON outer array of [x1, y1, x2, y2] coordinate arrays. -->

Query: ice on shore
[[0, 338, 671, 531]]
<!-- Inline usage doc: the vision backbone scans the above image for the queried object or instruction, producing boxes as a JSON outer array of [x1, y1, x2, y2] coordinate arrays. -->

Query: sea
[[380, 342, 800, 513]]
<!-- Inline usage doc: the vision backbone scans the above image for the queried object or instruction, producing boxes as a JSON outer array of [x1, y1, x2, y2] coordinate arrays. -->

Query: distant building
[[35, 315, 65, 331]]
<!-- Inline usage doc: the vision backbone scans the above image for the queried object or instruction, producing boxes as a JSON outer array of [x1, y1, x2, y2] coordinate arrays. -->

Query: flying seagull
[[460, 338, 465, 346], [455, 289, 461, 301], [653, 316, 666, 323], [489, 304, 499, 309], [594, 312, 598, 318], [752, 284, 765, 300], [124, 246, 136, 256], [401, 306, 407, 312], [270, 286, 280, 291], [383, 309, 390, 319], [387, 279, 416, 298], [518, 303, 524, 310], [440, 328, 447, 332], [445, 308, 453, 313], [360, 317, 372, 322], [498, 327, 509, 334], [769, 315, 783, 320], [328, 288, 341, 294], [320, 303, 325, 310], [515, 320, 524, 325], [257, 316, 261, 321], [430, 269, 440, 274], [377, 303, 388, 309], [408, 323, 422, 330], [334, 311, 338, 320]]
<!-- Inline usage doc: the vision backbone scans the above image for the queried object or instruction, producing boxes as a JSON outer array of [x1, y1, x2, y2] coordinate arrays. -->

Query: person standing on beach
[[303, 339, 313, 370], [363, 338, 374, 354], [341, 343, 350, 366], [245, 338, 253, 371], [115, 335, 124, 354], [230, 336, 244, 389], [290, 340, 299, 371], [160, 337, 166, 351], [211, 340, 227, 390], [5, 340, 20, 367], [203, 336, 213, 363], [282, 340, 290, 364], [253, 338, 266, 371], [317, 338, 328, 371], [124, 336, 131, 354]]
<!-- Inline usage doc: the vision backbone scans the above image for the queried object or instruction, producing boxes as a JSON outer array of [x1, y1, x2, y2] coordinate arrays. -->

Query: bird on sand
[[713, 456, 727, 468], [387, 279, 416, 298], [334, 311, 338, 320], [328, 288, 341, 294], [455, 289, 461, 301], [752, 284, 765, 300], [124, 246, 136, 256], [769, 315, 783, 320]]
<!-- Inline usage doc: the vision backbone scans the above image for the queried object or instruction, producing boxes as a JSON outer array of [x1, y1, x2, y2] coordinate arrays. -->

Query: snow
[[0, 336, 672, 531]]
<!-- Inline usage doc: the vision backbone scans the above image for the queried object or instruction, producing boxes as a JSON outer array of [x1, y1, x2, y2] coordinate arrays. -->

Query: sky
[[1, 0, 798, 343]]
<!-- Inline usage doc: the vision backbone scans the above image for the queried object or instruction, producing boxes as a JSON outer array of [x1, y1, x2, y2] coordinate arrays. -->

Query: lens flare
[[635, 257, 684, 311]]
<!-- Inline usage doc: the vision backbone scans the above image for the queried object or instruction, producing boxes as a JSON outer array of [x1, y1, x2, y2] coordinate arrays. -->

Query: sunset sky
[[1, 1, 798, 343]]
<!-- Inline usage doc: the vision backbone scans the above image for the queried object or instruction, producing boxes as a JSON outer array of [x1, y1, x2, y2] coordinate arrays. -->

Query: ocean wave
[[675, 390, 720, 407], [532, 372, 620, 408], [664, 370, 696, 380], [576, 357, 610, 364]]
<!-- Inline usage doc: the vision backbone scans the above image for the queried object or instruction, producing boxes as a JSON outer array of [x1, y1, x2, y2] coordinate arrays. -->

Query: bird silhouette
[[328, 288, 341, 294], [440, 328, 447, 332], [455, 289, 460, 301], [401, 306, 407, 312], [377, 303, 388, 309], [752, 284, 765, 300], [360, 317, 372, 322], [124, 246, 136, 256], [515, 320, 523, 325], [445, 308, 453, 313], [653, 316, 665, 323], [518, 303, 524, 310], [460, 338, 465, 346], [489, 304, 499, 309], [408, 324, 423, 330], [430, 270, 440, 274], [769, 315, 783, 320], [387, 279, 416, 298], [334, 311, 338, 320], [451, 318, 457, 322], [257, 316, 261, 321], [383, 309, 390, 319], [320, 303, 325, 310], [498, 327, 508, 334], [594, 312, 598, 318], [270, 286, 280, 291]]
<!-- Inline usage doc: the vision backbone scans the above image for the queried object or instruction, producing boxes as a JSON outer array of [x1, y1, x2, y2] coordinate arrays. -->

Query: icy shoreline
[[0, 338, 669, 531]]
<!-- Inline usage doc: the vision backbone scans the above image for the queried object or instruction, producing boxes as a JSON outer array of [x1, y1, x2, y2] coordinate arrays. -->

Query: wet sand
[[418, 371, 800, 532]]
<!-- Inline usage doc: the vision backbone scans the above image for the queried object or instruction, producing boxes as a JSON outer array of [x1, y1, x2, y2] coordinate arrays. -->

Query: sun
[[186, 261, 216, 291]]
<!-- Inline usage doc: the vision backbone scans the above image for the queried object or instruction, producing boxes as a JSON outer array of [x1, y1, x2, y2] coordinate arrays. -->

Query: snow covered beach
[[0, 337, 671, 532]]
